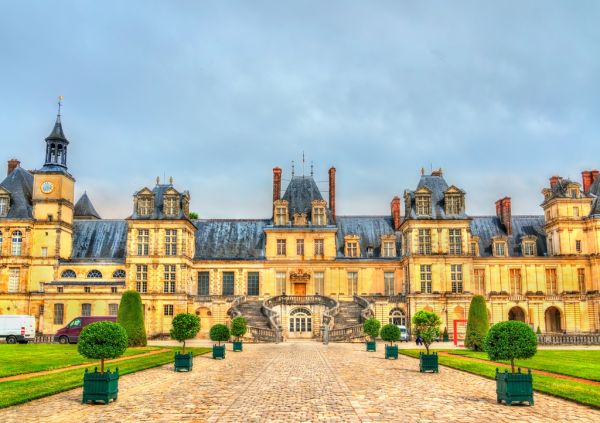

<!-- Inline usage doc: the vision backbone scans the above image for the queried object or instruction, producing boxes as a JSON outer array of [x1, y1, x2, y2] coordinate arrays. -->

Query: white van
[[397, 325, 409, 342], [0, 315, 35, 344]]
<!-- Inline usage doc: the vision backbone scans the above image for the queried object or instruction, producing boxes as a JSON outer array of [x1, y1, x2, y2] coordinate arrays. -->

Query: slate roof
[[193, 219, 269, 260], [470, 215, 547, 257], [281, 176, 330, 222], [130, 184, 190, 220], [335, 216, 400, 258], [404, 173, 467, 220], [74, 192, 101, 219], [0, 166, 33, 219], [71, 220, 128, 260]]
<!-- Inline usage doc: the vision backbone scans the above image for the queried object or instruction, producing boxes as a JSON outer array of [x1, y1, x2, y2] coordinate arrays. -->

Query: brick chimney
[[431, 168, 443, 177], [591, 170, 600, 187], [391, 196, 401, 230], [328, 167, 336, 223], [582, 171, 593, 193], [495, 197, 512, 235], [272, 167, 282, 202], [549, 175, 560, 188], [7, 159, 20, 176]]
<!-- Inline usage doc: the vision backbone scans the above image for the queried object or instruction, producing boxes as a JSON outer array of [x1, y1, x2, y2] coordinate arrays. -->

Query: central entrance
[[288, 307, 313, 338], [294, 283, 307, 296]]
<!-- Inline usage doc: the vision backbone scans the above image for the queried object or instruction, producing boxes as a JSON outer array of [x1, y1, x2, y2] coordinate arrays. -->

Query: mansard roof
[[544, 177, 589, 200], [0, 166, 33, 219], [335, 216, 400, 258], [130, 183, 190, 220], [193, 219, 269, 260], [470, 215, 547, 257], [71, 220, 128, 260], [404, 173, 467, 220], [281, 176, 329, 221], [74, 192, 101, 219]]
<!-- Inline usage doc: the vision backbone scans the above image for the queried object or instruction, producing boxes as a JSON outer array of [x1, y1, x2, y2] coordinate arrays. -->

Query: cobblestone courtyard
[[1, 343, 598, 422]]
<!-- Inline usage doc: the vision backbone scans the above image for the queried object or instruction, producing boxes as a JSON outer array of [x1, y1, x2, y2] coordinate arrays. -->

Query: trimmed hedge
[[209, 324, 230, 345], [484, 320, 537, 373], [117, 291, 147, 347], [380, 324, 401, 345], [412, 310, 441, 354], [231, 317, 248, 341], [363, 318, 381, 341], [465, 295, 489, 351], [170, 313, 201, 354], [77, 321, 128, 373]]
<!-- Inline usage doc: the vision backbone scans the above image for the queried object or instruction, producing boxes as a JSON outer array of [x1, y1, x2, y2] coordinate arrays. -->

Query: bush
[[363, 318, 381, 341], [170, 313, 201, 354], [484, 320, 537, 373], [536, 326, 542, 335], [465, 295, 489, 351], [117, 291, 147, 347], [209, 324, 230, 345], [442, 326, 449, 342], [188, 212, 199, 219], [78, 321, 128, 373], [412, 310, 441, 354], [380, 324, 400, 345], [231, 317, 248, 341]]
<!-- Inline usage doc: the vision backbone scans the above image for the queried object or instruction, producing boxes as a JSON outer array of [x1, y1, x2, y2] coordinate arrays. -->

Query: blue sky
[[1, 1, 599, 219]]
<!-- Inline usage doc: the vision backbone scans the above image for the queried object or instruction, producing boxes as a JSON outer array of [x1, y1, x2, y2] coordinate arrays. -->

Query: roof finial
[[310, 161, 314, 177], [156, 176, 160, 185], [57, 95, 64, 118], [169, 176, 173, 185], [421, 167, 425, 176], [291, 160, 295, 177]]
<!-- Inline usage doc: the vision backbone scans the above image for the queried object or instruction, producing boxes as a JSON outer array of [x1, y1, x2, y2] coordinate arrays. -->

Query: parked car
[[54, 316, 116, 344], [396, 325, 409, 342], [0, 315, 35, 344]]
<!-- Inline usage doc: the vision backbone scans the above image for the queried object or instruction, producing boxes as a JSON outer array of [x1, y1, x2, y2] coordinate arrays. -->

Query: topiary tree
[[363, 318, 381, 341], [442, 326, 449, 342], [380, 324, 400, 346], [412, 310, 441, 355], [170, 313, 201, 354], [78, 321, 128, 374], [536, 326, 542, 335], [484, 320, 537, 373], [209, 324, 230, 345], [231, 317, 248, 341], [117, 290, 147, 346], [465, 295, 489, 351]]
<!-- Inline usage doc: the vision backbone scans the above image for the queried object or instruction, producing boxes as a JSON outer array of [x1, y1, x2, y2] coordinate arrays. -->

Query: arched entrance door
[[508, 306, 525, 322], [545, 307, 562, 333], [389, 308, 406, 326], [288, 307, 313, 339]]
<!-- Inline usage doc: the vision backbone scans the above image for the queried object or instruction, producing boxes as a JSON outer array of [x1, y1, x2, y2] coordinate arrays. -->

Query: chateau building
[[1, 112, 600, 341]]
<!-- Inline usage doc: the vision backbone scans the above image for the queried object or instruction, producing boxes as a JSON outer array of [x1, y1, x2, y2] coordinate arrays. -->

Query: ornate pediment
[[293, 212, 307, 226], [290, 269, 311, 282]]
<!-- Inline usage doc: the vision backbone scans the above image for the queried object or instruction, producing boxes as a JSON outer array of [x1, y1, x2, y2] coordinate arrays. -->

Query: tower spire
[[43, 96, 69, 170]]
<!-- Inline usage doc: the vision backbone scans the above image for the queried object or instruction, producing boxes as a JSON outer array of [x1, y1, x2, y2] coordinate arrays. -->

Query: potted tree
[[78, 321, 128, 404], [363, 318, 380, 352], [412, 310, 441, 373], [464, 295, 489, 351], [484, 320, 537, 406], [231, 316, 247, 352], [170, 313, 201, 372], [380, 324, 400, 359], [210, 323, 230, 359]]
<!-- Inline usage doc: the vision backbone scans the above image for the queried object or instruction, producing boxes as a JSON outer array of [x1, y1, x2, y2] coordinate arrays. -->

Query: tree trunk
[[425, 343, 430, 355], [100, 359, 104, 374], [182, 340, 186, 354], [511, 358, 515, 373]]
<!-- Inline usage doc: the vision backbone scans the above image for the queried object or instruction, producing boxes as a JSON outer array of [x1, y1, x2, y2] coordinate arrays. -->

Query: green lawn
[[399, 349, 600, 408], [0, 344, 161, 378], [0, 346, 211, 408]]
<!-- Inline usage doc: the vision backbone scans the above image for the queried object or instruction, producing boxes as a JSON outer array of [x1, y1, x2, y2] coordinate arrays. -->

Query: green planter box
[[232, 341, 243, 352], [213, 345, 226, 359], [82, 368, 119, 404], [385, 345, 398, 359], [366, 341, 376, 352], [495, 368, 534, 406], [174, 352, 193, 372], [419, 352, 439, 373]]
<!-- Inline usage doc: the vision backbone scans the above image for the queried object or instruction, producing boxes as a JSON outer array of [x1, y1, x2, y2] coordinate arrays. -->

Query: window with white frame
[[164, 265, 176, 293], [473, 268, 485, 295], [450, 264, 463, 293], [108, 303, 119, 316], [384, 272, 395, 296], [449, 229, 462, 255], [382, 241, 395, 257], [416, 194, 431, 216], [164, 304, 174, 316], [137, 229, 149, 256], [314, 271, 324, 294], [312, 207, 325, 225], [523, 241, 536, 257], [136, 264, 148, 293], [165, 229, 177, 256], [0, 196, 8, 217], [8, 268, 19, 293], [296, 239, 304, 256], [11, 230, 22, 256], [276, 272, 286, 295], [276, 239, 287, 256], [346, 241, 359, 257], [314, 239, 324, 256], [275, 206, 288, 225], [494, 241, 506, 257], [420, 264, 432, 293], [445, 194, 462, 215]]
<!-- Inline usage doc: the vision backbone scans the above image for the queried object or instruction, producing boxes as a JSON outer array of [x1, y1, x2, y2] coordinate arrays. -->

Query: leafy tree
[[230, 317, 248, 341], [465, 295, 489, 351], [78, 321, 128, 374], [188, 212, 199, 219], [380, 324, 400, 346], [363, 318, 381, 341], [209, 324, 230, 345], [484, 320, 537, 373], [412, 310, 441, 354], [170, 313, 201, 354], [117, 291, 147, 346]]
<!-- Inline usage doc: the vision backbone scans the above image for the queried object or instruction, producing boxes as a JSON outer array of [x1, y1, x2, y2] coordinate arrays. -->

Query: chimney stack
[[328, 167, 336, 223], [591, 170, 600, 187], [549, 175, 560, 188], [495, 197, 512, 235], [582, 171, 593, 193], [7, 159, 20, 176], [391, 196, 401, 230], [272, 167, 282, 202]]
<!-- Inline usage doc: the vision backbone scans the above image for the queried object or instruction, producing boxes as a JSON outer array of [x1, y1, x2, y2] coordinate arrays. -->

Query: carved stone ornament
[[290, 269, 311, 282]]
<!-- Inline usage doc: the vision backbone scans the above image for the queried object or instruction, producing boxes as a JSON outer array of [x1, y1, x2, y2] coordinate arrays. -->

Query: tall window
[[54, 303, 64, 324], [420, 265, 432, 293], [276, 272, 286, 295], [0, 197, 8, 216], [0, 230, 2, 254], [136, 264, 148, 293], [578, 268, 586, 293], [314, 239, 324, 256], [137, 229, 149, 256], [313, 207, 325, 225], [276, 239, 287, 256], [382, 241, 395, 257], [450, 264, 463, 293], [8, 268, 20, 293], [416, 195, 431, 216], [163, 196, 178, 216], [108, 303, 119, 316], [575, 240, 582, 253], [137, 196, 153, 216], [418, 229, 431, 255], [573, 206, 580, 217], [165, 230, 177, 256], [470, 242, 478, 256], [347, 272, 358, 295], [11, 230, 22, 256], [384, 272, 395, 296], [164, 304, 174, 316], [81, 303, 91, 317], [296, 239, 304, 256], [314, 271, 324, 294], [222, 272, 235, 296], [346, 242, 359, 257], [275, 206, 287, 225], [545, 268, 557, 294], [445, 195, 462, 215], [247, 272, 259, 296], [198, 271, 209, 296], [163, 265, 176, 293], [509, 269, 522, 295], [473, 268, 485, 295], [449, 229, 462, 255]]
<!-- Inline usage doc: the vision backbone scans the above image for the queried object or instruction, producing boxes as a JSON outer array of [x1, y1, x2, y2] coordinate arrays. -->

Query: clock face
[[41, 181, 54, 194]]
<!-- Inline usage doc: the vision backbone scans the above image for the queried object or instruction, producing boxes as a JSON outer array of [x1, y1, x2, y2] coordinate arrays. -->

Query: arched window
[[11, 230, 22, 256], [61, 269, 76, 278], [389, 308, 406, 326], [87, 270, 103, 279], [112, 269, 126, 278], [289, 307, 312, 333]]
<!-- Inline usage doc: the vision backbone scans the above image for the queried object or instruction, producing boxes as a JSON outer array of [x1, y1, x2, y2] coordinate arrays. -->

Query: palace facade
[[1, 113, 600, 341]]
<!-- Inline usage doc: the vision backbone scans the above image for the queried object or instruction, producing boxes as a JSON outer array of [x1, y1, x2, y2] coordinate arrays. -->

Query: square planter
[[419, 352, 439, 373], [232, 341, 243, 352], [366, 340, 377, 352], [82, 368, 119, 404], [213, 345, 226, 359], [174, 352, 193, 372], [385, 345, 398, 360], [495, 368, 534, 406]]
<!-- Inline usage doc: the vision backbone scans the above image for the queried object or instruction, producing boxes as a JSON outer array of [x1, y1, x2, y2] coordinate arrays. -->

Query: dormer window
[[470, 237, 480, 257], [0, 195, 9, 217], [569, 188, 579, 199], [521, 235, 537, 257], [344, 235, 360, 258], [274, 200, 289, 226], [163, 196, 179, 217], [445, 194, 463, 216], [492, 236, 508, 257], [366, 246, 374, 258], [415, 194, 431, 216], [381, 235, 396, 257], [311, 200, 327, 225], [137, 195, 154, 216]]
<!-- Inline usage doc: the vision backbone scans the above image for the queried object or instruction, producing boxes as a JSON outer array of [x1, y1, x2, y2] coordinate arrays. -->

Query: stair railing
[[226, 295, 247, 319], [354, 294, 375, 321]]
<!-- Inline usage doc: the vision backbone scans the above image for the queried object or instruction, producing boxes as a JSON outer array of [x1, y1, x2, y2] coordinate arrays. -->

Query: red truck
[[54, 316, 117, 344]]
